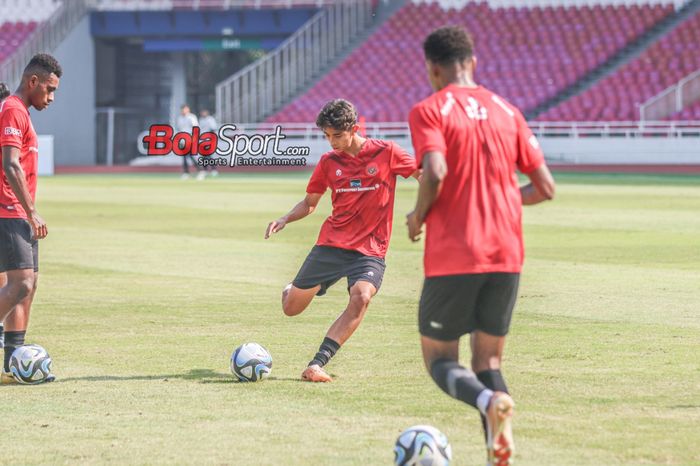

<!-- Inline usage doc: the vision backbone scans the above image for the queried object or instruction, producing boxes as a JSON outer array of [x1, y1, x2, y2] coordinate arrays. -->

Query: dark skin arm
[[520, 164, 556, 205], [2, 145, 47, 239], [407, 154, 556, 241], [265, 192, 324, 239], [406, 151, 446, 242]]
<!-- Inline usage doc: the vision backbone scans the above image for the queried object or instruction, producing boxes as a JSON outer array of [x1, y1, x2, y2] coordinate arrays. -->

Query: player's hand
[[28, 211, 48, 239], [265, 218, 287, 239], [406, 210, 423, 243]]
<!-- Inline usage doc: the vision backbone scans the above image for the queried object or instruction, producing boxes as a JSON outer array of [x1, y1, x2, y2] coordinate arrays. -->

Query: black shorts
[[292, 245, 386, 296], [419, 273, 520, 340], [0, 218, 39, 273]]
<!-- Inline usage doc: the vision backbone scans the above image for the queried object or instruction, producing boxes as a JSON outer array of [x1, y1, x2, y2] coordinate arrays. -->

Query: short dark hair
[[423, 26, 474, 66], [24, 53, 62, 78], [0, 82, 9, 100], [316, 99, 357, 131]]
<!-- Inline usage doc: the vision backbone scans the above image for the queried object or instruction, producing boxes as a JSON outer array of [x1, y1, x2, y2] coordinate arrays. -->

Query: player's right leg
[[0, 269, 34, 385], [0, 269, 34, 324], [281, 284, 320, 316], [470, 273, 520, 465], [0, 272, 4, 349]]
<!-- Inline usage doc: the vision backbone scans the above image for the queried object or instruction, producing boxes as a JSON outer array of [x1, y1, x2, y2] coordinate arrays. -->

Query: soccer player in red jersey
[[0, 54, 61, 384], [265, 99, 417, 382], [407, 27, 555, 465]]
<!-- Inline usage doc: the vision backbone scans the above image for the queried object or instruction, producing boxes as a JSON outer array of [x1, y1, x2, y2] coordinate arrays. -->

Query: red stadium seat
[[267, 1, 674, 123]]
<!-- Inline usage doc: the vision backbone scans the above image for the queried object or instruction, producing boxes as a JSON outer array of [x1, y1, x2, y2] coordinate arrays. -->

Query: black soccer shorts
[[419, 272, 520, 340], [0, 218, 39, 273], [292, 245, 386, 296]]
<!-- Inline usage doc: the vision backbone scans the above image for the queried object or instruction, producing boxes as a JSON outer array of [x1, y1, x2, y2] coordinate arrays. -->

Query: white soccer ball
[[230, 342, 272, 382], [9, 344, 53, 385], [394, 425, 452, 466]]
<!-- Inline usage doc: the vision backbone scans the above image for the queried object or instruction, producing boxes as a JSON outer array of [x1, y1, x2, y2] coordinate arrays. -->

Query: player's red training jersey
[[306, 138, 416, 258], [0, 95, 38, 219], [409, 84, 544, 277]]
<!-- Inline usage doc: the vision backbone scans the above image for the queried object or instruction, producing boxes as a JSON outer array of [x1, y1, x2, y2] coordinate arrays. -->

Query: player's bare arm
[[520, 164, 556, 206], [407, 151, 446, 242], [2, 145, 47, 239], [265, 192, 323, 239]]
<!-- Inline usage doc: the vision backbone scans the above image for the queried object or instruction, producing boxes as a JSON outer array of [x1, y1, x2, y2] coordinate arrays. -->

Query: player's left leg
[[302, 280, 376, 383]]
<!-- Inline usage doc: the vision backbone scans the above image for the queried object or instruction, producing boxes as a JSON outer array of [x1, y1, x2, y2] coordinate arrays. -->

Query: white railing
[[215, 0, 373, 124], [640, 69, 700, 121], [411, 0, 689, 9], [223, 121, 700, 139], [91, 0, 343, 10], [0, 0, 89, 89]]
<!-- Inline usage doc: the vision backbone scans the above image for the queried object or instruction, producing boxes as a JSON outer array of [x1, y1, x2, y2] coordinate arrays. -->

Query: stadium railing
[[409, 0, 691, 10], [92, 0, 350, 10], [215, 0, 373, 124], [640, 69, 700, 121], [0, 0, 89, 88], [226, 121, 700, 139]]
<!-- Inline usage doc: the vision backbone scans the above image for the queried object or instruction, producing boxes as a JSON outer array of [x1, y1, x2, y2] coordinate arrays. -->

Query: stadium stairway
[[528, 0, 700, 119], [262, 0, 407, 122]]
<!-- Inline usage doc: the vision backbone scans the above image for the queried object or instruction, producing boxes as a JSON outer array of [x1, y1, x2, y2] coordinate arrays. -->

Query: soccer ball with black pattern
[[394, 425, 452, 466], [9, 344, 53, 385], [230, 342, 272, 382]]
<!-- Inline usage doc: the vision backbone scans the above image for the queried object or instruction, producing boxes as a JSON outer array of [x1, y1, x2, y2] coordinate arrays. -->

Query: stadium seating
[[668, 100, 700, 120], [539, 11, 700, 121], [0, 21, 39, 63], [267, 1, 673, 122]]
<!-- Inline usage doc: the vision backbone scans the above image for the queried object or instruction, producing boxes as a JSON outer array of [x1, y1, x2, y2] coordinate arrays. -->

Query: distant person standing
[[198, 109, 219, 178], [175, 104, 203, 180]]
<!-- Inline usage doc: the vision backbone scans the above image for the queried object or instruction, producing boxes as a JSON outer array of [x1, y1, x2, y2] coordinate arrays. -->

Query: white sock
[[476, 389, 494, 416]]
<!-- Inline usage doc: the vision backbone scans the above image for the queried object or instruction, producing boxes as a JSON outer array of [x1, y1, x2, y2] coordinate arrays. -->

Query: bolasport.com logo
[[141, 124, 310, 168]]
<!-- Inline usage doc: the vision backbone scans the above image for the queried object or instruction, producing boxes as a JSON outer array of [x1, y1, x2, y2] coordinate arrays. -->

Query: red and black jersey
[[0, 95, 39, 219], [409, 84, 545, 277], [306, 138, 415, 258]]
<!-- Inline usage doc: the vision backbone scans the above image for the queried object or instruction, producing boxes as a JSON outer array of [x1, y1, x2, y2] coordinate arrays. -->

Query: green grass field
[[1, 172, 699, 465]]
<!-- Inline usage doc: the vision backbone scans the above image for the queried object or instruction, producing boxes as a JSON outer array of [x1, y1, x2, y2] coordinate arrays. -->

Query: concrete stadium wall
[[538, 137, 700, 164], [32, 16, 95, 166]]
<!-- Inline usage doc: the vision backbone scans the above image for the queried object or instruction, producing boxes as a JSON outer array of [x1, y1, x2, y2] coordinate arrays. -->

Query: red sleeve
[[515, 111, 545, 174], [0, 107, 27, 149], [408, 102, 446, 169], [389, 142, 416, 178], [306, 157, 328, 194]]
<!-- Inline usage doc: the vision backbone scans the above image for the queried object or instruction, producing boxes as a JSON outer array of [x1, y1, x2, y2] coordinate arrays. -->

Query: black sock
[[3, 331, 25, 372], [430, 358, 487, 409], [477, 369, 509, 441], [309, 337, 340, 368]]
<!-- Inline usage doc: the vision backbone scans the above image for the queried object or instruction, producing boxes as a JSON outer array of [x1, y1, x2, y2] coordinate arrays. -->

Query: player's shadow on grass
[[60, 369, 302, 384], [200, 376, 304, 384]]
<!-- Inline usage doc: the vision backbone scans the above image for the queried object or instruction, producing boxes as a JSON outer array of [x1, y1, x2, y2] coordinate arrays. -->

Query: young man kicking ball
[[407, 27, 555, 464], [265, 99, 417, 382]]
